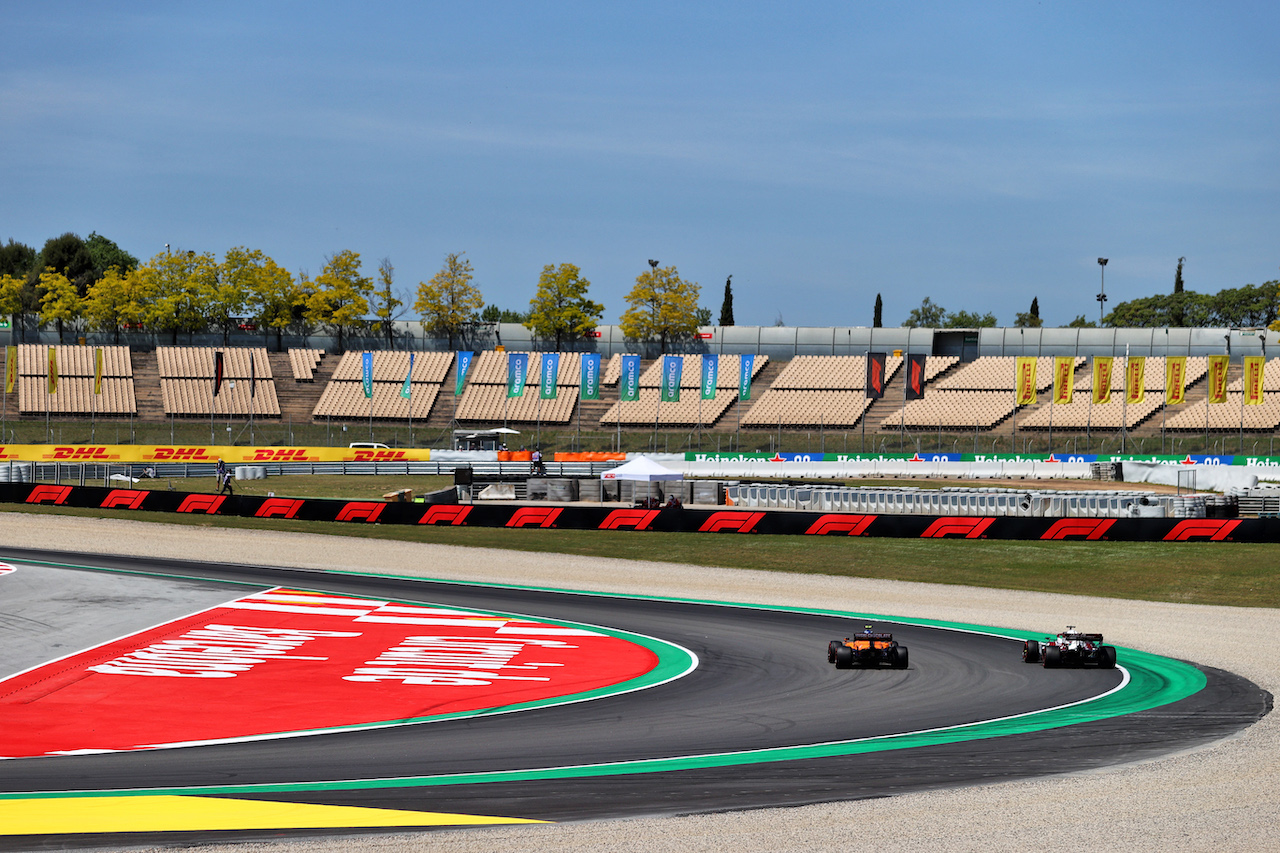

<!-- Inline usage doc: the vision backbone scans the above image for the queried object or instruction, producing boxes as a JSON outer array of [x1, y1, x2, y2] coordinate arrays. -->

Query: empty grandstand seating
[[313, 351, 453, 420], [157, 346, 280, 417], [740, 354, 907, 428], [1071, 356, 1208, 391], [599, 389, 739, 427], [885, 391, 1019, 430], [770, 355, 903, 390], [288, 348, 324, 381], [14, 344, 136, 415], [933, 356, 1079, 391], [635, 354, 768, 387], [1166, 393, 1280, 431]]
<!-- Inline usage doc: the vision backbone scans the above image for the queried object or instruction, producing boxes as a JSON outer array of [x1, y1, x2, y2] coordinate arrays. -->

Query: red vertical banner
[[1165, 356, 1186, 406], [1052, 357, 1074, 404], [1207, 355, 1230, 404], [905, 354, 926, 400], [1125, 357, 1145, 405], [1244, 356, 1265, 405], [1015, 357, 1037, 406], [865, 352, 887, 399], [213, 351, 225, 397]]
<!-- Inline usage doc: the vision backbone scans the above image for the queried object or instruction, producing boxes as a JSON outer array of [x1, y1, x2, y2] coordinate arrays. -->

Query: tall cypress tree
[[873, 293, 883, 327], [1030, 296, 1040, 321], [1174, 257, 1185, 293], [719, 275, 734, 326]]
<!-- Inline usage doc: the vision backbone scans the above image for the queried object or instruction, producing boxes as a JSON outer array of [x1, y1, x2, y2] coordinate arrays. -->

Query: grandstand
[[888, 356, 1083, 431], [13, 344, 135, 416], [597, 355, 767, 427], [454, 351, 580, 424], [1019, 357, 1209, 431], [313, 351, 452, 420], [287, 348, 325, 382], [157, 347, 280, 418], [743, 355, 911, 428]]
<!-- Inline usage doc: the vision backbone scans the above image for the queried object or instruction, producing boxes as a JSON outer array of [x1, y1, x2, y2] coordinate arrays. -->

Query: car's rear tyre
[[1099, 645, 1117, 669], [1023, 640, 1040, 663], [1043, 645, 1061, 668], [834, 645, 854, 670], [892, 646, 909, 669], [828, 641, 843, 664]]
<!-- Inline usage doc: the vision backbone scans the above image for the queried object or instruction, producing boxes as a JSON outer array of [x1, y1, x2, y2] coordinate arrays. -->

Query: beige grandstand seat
[[740, 390, 872, 428], [287, 348, 324, 381], [882, 391, 1015, 430], [1020, 396, 1164, 429], [934, 356, 1083, 391], [313, 351, 454, 420], [455, 383, 577, 424], [635, 354, 769, 387], [1227, 357, 1280, 391], [459, 351, 583, 386], [156, 346, 280, 417], [329, 350, 454, 383], [14, 344, 136, 415], [598, 389, 739, 427], [602, 353, 623, 386], [769, 355, 901, 390], [1071, 357, 1208, 391], [1166, 393, 1280, 431]]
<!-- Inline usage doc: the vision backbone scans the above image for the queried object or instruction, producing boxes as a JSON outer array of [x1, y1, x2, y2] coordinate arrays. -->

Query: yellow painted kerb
[[1, 794, 545, 834]]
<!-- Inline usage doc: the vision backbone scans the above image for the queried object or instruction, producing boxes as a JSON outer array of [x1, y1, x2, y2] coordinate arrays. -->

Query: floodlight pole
[[1097, 258, 1108, 324]]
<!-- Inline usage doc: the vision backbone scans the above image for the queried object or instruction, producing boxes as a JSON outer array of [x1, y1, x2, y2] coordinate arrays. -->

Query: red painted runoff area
[[0, 589, 658, 758]]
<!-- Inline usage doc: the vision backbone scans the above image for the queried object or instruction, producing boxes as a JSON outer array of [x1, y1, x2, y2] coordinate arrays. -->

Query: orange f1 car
[[826, 627, 909, 669]]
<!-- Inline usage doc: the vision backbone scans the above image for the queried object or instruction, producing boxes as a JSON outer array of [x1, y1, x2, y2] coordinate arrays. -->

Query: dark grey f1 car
[[1022, 626, 1117, 669]]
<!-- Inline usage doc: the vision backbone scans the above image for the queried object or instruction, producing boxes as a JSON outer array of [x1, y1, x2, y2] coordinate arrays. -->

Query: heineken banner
[[1208, 355, 1230, 404], [540, 352, 560, 399], [701, 354, 718, 400], [361, 352, 373, 399], [455, 351, 474, 396], [1015, 357, 1037, 406], [47, 347, 57, 395], [94, 346, 103, 395], [905, 354, 926, 401], [1053, 356, 1074, 405], [507, 352, 529, 398], [619, 354, 641, 402], [865, 352, 887, 399], [399, 352, 414, 400], [660, 355, 682, 402], [1092, 356, 1113, 405], [1125, 357, 1145, 405], [1244, 356, 1265, 405], [5, 346, 16, 394], [580, 353, 600, 400], [739, 353, 755, 401], [1165, 356, 1186, 406]]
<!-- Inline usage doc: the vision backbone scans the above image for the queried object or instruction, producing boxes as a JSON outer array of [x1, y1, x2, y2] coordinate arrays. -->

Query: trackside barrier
[[0, 481, 1255, 541]]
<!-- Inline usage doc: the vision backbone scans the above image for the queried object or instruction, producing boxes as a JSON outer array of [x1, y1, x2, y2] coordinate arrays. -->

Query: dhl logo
[[335, 502, 385, 523], [150, 447, 218, 461], [177, 494, 226, 514], [1163, 519, 1241, 542], [48, 446, 114, 461], [804, 514, 875, 536], [350, 450, 412, 462], [699, 511, 765, 534], [418, 505, 472, 525], [100, 490, 148, 510], [598, 509, 660, 531], [920, 517, 994, 539], [25, 485, 72, 505], [506, 507, 563, 528], [255, 498, 305, 519], [251, 449, 317, 462], [1041, 519, 1115, 540]]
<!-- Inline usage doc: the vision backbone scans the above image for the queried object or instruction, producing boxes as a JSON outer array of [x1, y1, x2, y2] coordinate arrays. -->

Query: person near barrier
[[531, 448, 546, 476], [218, 468, 234, 496]]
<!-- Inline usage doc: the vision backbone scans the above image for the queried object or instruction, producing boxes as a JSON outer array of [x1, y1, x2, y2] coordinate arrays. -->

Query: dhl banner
[[1244, 356, 1265, 406], [1165, 357, 1187, 406], [1092, 357, 1113, 405], [1052, 357, 1074, 405], [1015, 357, 1037, 406], [0, 446, 434, 463], [1125, 357, 1145, 405], [1208, 355, 1230, 404]]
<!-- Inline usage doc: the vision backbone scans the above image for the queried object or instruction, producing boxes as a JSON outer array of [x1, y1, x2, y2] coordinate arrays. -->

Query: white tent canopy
[[601, 456, 684, 482]]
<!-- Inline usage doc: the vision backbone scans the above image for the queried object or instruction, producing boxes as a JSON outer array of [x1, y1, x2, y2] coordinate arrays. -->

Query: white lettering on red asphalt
[[344, 635, 573, 686], [87, 624, 361, 678]]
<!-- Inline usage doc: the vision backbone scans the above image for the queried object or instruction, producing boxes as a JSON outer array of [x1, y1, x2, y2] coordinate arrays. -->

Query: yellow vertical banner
[[1164, 356, 1187, 405], [4, 346, 15, 394], [1207, 355, 1230, 403], [1125, 357, 1145, 405], [1092, 356, 1113, 404], [1244, 356, 1265, 405], [1015, 357, 1037, 406], [1052, 357, 1074, 404], [47, 346, 57, 395], [94, 347, 103, 395]]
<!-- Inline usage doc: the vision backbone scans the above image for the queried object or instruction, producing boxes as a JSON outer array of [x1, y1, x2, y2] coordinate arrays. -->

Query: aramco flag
[[93, 346, 103, 395], [865, 352, 887, 399], [361, 352, 373, 399], [507, 352, 529, 398], [539, 353, 560, 399], [213, 351, 224, 397], [580, 353, 600, 400], [660, 355, 682, 402], [1125, 357, 1146, 405], [1244, 356, 1265, 405], [1092, 357, 1113, 405], [455, 351, 474, 396], [47, 347, 57, 395], [1053, 357, 1075, 405], [4, 346, 16, 394], [1015, 357, 1037, 406], [399, 352, 414, 400], [701, 354, 718, 400], [1165, 356, 1187, 406], [905, 353, 926, 400], [739, 353, 755, 401], [1208, 355, 1230, 404], [619, 355, 641, 402]]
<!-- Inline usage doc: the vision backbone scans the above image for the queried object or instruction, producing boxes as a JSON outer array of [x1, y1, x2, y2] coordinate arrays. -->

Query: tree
[[372, 257, 404, 349], [902, 297, 946, 328], [415, 252, 484, 348], [618, 264, 701, 353], [1174, 257, 1185, 294], [83, 266, 149, 344], [85, 232, 138, 277], [202, 247, 254, 346], [38, 268, 81, 343], [0, 239, 35, 278], [1066, 314, 1097, 328], [873, 293, 883, 328], [696, 306, 713, 326], [524, 262, 603, 349], [944, 309, 998, 328], [305, 250, 373, 353], [481, 304, 528, 323], [242, 253, 298, 351], [719, 275, 734, 326], [0, 274, 26, 339], [0, 240, 38, 341], [137, 249, 215, 344], [291, 269, 319, 344], [1014, 296, 1043, 328], [36, 233, 96, 297]]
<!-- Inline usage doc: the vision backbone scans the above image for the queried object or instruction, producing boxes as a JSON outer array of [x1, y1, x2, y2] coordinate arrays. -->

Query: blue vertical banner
[[739, 353, 755, 401], [580, 353, 601, 400], [539, 353, 560, 399], [507, 352, 528, 398], [361, 352, 373, 399], [455, 351, 474, 396], [701, 354, 718, 400], [400, 352, 414, 400], [660, 355, 683, 402], [619, 354, 641, 402]]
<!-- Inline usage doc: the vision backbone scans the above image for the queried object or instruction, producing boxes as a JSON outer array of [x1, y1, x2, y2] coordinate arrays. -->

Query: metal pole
[[1122, 344, 1129, 454]]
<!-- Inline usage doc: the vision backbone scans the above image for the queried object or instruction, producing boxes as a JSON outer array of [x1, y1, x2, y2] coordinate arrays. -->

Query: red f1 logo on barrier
[[598, 509, 660, 531], [506, 507, 563, 528], [1040, 519, 1116, 540], [805, 514, 875, 536], [418, 505, 472, 525], [921, 517, 994, 539], [335, 502, 385, 523], [25, 485, 72, 505], [1164, 519, 1241, 541], [255, 498, 305, 519], [177, 494, 226, 514], [100, 489, 147, 510], [699, 511, 765, 533]]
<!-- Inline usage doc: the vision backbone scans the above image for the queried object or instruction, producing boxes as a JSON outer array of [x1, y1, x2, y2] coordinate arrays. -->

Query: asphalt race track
[[0, 547, 1269, 850]]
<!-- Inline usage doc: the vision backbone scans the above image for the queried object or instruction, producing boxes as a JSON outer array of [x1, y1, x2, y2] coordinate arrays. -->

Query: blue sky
[[4, 2, 1278, 328]]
